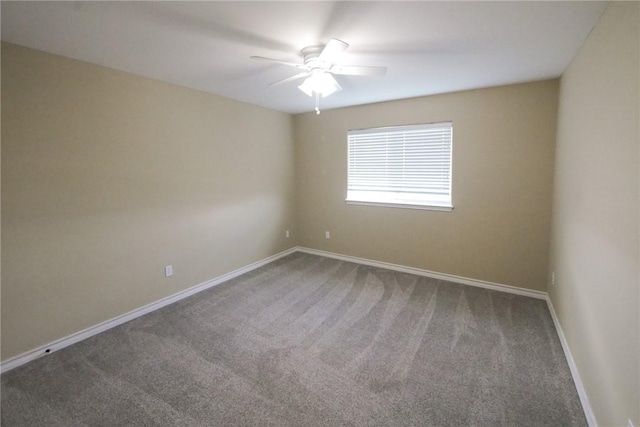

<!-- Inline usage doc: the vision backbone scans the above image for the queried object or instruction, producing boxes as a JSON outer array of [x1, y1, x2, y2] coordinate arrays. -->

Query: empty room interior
[[1, 1, 638, 426]]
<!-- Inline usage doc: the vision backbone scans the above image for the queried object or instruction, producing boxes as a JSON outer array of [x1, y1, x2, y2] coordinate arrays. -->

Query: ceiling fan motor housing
[[301, 45, 327, 70]]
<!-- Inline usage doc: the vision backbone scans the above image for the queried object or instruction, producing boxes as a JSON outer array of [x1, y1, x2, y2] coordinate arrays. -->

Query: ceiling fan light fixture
[[298, 71, 341, 97], [252, 38, 386, 114]]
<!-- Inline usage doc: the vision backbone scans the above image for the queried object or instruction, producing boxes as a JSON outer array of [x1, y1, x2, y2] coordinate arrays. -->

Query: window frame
[[345, 121, 454, 212]]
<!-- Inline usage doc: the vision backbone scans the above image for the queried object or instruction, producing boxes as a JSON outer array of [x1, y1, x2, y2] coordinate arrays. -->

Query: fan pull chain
[[315, 92, 320, 115]]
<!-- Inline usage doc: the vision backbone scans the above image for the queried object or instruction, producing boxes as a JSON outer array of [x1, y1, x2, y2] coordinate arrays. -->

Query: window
[[346, 122, 453, 211]]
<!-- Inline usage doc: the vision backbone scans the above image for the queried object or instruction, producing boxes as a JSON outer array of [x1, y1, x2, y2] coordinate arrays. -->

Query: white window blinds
[[347, 122, 453, 210]]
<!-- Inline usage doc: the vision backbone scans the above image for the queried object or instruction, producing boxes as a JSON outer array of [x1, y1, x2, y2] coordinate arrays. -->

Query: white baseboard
[[0, 247, 298, 374], [296, 247, 547, 300], [545, 296, 597, 427]]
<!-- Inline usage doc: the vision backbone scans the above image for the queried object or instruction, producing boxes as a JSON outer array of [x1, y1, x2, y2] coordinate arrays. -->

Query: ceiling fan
[[251, 39, 386, 114]]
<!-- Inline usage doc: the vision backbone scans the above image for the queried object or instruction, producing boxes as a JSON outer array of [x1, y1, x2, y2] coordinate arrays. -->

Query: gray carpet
[[1, 252, 586, 426]]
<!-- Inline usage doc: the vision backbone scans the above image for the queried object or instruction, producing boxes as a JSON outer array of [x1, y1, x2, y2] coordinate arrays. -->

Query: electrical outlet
[[325, 231, 330, 239], [165, 265, 173, 277], [286, 230, 290, 238]]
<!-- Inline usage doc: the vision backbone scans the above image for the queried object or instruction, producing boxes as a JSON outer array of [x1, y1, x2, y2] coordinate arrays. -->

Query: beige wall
[[549, 2, 640, 426], [1, 43, 297, 360], [294, 81, 558, 292]]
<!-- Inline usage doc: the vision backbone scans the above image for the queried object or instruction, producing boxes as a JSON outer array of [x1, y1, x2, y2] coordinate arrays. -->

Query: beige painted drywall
[[294, 81, 558, 292], [1, 43, 297, 361], [549, 2, 640, 426]]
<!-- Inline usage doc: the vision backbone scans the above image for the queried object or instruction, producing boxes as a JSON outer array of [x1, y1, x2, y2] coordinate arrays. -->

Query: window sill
[[345, 199, 454, 212]]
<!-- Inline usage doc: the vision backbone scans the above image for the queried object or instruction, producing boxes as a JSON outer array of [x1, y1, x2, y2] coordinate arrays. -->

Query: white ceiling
[[1, 1, 609, 114]]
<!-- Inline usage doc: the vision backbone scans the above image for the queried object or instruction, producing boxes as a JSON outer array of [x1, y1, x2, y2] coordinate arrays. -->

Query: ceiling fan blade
[[330, 65, 387, 76], [269, 71, 310, 86], [319, 38, 349, 63], [333, 78, 343, 94], [250, 56, 309, 70]]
